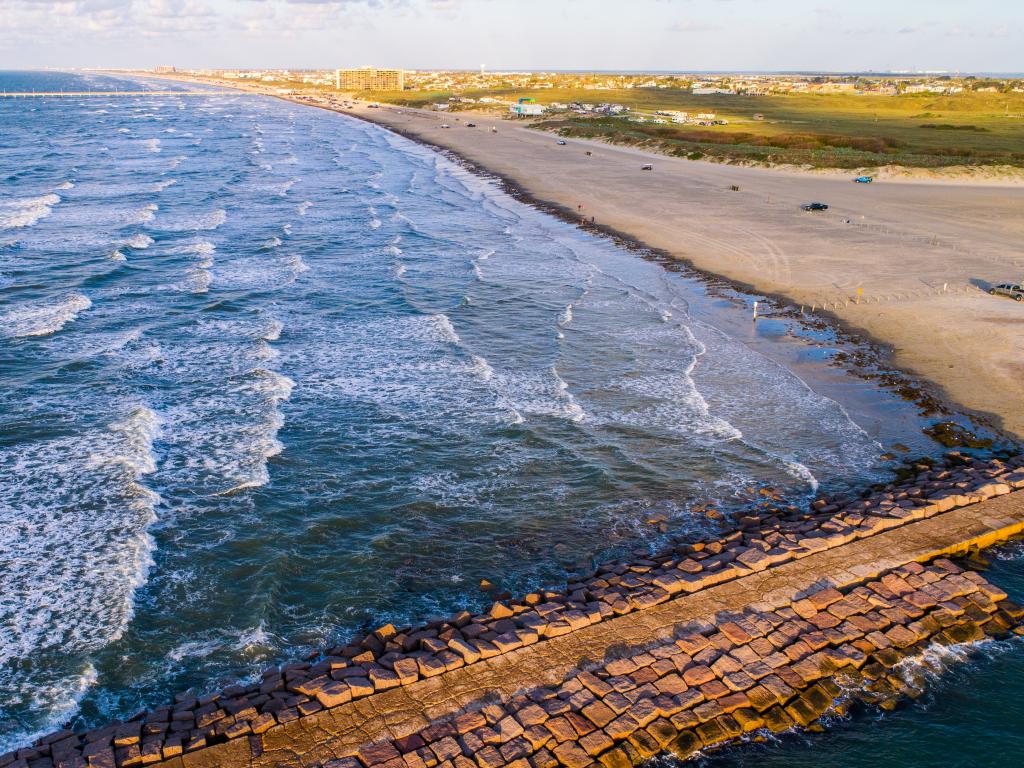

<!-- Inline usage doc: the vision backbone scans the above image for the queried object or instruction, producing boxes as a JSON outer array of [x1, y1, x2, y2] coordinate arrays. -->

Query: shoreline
[[331, 101, 1024, 441], [268, 91, 1017, 449], [5, 72, 1024, 768], [131, 71, 1022, 445]]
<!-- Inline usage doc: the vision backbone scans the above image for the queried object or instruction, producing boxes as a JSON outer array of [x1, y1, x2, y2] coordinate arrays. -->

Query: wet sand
[[343, 103, 1024, 439]]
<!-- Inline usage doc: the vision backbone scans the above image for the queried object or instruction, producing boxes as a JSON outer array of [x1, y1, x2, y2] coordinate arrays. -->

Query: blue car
[[854, 176, 873, 183]]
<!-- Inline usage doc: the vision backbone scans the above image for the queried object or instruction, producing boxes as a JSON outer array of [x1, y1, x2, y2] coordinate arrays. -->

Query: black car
[[801, 202, 829, 211], [466, 123, 476, 127]]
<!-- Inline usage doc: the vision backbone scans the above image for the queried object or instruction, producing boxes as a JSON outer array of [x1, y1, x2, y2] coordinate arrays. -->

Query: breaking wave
[[0, 193, 60, 230], [0, 293, 92, 338]]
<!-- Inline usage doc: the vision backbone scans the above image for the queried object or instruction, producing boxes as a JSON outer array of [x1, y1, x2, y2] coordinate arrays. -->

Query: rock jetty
[[4, 453, 1024, 768]]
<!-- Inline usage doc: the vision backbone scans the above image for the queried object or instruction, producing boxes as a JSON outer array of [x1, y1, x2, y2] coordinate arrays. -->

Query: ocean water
[[0, 72, 1018, 759]]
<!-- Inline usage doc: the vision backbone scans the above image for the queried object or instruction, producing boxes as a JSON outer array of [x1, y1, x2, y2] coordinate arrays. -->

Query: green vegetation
[[536, 90, 1024, 168], [354, 89, 447, 108], [368, 86, 1024, 169]]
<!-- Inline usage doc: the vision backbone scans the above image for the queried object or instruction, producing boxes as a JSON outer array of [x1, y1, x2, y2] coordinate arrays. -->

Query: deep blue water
[[0, 71, 1020, 761]]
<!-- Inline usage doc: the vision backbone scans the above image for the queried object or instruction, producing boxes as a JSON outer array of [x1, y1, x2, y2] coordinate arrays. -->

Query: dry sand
[[342, 103, 1024, 438]]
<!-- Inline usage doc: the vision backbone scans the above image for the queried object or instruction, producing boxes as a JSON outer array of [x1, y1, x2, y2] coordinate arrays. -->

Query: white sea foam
[[297, 201, 313, 216], [274, 178, 297, 197], [368, 218, 381, 230], [124, 203, 158, 225], [433, 314, 461, 344], [56, 181, 75, 190], [394, 263, 407, 278], [215, 368, 295, 494], [0, 404, 161, 751], [782, 459, 820, 494], [152, 179, 177, 192], [260, 236, 283, 250], [0, 193, 60, 230], [262, 318, 284, 342], [0, 293, 92, 338], [110, 249, 127, 262], [551, 367, 586, 422], [167, 238, 216, 257], [122, 233, 154, 250], [479, 365, 589, 425], [178, 269, 211, 294], [469, 354, 495, 382], [558, 304, 574, 326], [385, 245, 402, 257], [155, 208, 226, 232], [142, 138, 161, 153]]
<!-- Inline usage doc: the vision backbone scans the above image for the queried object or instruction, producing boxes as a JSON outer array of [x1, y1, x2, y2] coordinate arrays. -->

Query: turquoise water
[[0, 71, 1018, 761]]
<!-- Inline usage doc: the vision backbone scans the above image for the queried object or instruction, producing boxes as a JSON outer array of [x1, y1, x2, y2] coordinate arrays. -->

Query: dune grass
[[366, 86, 1024, 168]]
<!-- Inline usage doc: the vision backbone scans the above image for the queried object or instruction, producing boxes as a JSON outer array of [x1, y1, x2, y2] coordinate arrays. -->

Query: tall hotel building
[[335, 68, 405, 91]]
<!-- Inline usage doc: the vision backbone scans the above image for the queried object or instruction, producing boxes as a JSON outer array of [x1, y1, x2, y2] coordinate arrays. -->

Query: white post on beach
[[753, 301, 759, 320], [943, 283, 948, 293]]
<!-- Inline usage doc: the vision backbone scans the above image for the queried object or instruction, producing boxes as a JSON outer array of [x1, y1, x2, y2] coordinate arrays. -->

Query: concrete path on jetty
[[249, 490, 1024, 768], [10, 457, 1024, 768]]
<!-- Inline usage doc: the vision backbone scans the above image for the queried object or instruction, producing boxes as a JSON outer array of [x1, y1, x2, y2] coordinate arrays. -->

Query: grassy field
[[360, 86, 1024, 168]]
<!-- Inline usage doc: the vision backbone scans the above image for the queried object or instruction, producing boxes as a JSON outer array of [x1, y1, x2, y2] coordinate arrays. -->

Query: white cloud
[[671, 20, 720, 32]]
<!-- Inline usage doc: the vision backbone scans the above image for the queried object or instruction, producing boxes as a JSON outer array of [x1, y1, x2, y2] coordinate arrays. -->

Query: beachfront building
[[509, 97, 545, 116], [335, 67, 405, 91]]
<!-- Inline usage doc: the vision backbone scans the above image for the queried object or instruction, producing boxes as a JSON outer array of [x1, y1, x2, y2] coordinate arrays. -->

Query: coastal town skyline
[[2, 0, 1022, 73]]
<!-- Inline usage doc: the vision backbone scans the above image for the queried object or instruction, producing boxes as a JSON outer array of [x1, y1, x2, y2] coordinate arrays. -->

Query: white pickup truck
[[989, 283, 1024, 302]]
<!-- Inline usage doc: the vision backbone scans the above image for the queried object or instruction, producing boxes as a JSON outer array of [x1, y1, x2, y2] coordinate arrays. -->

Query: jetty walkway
[[5, 455, 1024, 768]]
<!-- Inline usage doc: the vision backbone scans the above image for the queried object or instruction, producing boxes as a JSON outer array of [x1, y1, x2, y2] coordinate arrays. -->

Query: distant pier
[[0, 90, 230, 98]]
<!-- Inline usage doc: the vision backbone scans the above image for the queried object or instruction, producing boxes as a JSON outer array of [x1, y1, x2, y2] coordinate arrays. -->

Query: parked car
[[466, 123, 476, 127], [557, 139, 567, 145], [854, 176, 874, 183], [641, 164, 653, 171], [801, 202, 829, 211], [989, 283, 1024, 301], [440, 123, 450, 128]]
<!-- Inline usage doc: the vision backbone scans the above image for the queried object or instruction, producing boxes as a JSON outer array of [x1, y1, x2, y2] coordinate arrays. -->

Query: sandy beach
[[332, 102, 1024, 438], [142, 74, 1024, 438]]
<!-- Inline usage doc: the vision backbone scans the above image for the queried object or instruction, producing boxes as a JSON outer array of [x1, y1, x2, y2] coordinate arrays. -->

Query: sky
[[1, 0, 1022, 73]]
